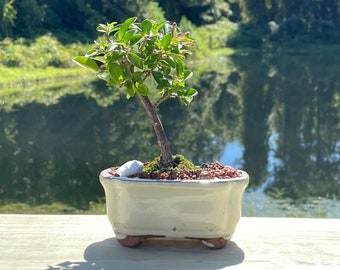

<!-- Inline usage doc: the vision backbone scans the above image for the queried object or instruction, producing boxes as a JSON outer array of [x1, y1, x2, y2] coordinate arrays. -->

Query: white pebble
[[115, 160, 143, 177]]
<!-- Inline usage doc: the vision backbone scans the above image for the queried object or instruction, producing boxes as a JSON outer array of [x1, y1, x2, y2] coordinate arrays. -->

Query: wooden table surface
[[0, 215, 339, 269]]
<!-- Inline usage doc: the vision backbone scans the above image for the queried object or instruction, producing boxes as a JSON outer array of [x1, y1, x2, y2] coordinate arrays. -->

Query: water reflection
[[0, 53, 339, 213], [236, 53, 340, 200]]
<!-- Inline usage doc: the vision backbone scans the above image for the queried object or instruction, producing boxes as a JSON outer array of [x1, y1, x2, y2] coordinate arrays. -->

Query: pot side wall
[[100, 169, 249, 239]]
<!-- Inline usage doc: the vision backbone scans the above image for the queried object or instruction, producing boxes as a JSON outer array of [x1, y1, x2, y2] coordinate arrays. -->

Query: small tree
[[74, 17, 197, 168]]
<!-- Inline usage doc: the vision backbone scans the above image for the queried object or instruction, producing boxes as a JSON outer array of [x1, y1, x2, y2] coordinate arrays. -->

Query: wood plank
[[0, 215, 339, 269]]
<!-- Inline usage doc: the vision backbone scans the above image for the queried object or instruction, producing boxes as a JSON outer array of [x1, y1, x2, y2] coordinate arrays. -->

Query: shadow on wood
[[45, 238, 244, 270]]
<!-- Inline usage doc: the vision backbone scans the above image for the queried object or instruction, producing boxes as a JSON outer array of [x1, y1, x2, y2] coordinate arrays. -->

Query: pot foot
[[117, 235, 145, 248], [201, 237, 228, 249]]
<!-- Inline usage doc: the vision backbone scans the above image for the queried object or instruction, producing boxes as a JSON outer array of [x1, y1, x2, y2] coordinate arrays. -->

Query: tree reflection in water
[[0, 53, 339, 212]]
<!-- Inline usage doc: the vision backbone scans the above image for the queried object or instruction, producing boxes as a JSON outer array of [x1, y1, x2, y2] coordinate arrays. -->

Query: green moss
[[143, 154, 198, 173]]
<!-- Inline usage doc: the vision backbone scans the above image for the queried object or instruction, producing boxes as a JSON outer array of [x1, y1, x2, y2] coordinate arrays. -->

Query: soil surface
[[109, 161, 242, 180]]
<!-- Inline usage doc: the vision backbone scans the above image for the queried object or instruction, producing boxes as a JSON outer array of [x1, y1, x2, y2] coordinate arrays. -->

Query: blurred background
[[0, 0, 339, 217]]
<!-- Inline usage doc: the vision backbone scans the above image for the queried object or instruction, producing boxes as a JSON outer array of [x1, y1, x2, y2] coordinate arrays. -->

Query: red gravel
[[109, 161, 242, 180]]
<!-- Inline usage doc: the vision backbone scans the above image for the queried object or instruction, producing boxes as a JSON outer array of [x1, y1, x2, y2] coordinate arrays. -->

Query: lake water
[[1, 52, 339, 217]]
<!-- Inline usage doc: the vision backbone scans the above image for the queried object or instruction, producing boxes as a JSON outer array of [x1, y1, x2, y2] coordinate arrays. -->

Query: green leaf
[[127, 52, 143, 69], [72, 56, 99, 71], [108, 23, 120, 35], [157, 78, 171, 89], [122, 30, 134, 43], [140, 19, 152, 35], [152, 71, 163, 84], [85, 49, 98, 57], [164, 57, 176, 68], [180, 97, 191, 106], [125, 80, 135, 99], [162, 65, 171, 76], [136, 83, 149, 96], [161, 22, 172, 35], [92, 56, 105, 64], [152, 71, 172, 90], [186, 88, 197, 96], [129, 33, 143, 45], [145, 54, 160, 68], [153, 21, 166, 34], [132, 71, 144, 83], [106, 78, 116, 86], [108, 62, 123, 85], [175, 58, 184, 76], [161, 33, 172, 49], [180, 87, 197, 105], [178, 88, 197, 106], [106, 43, 118, 52], [97, 70, 111, 83], [159, 60, 171, 70], [122, 65, 132, 79], [118, 17, 137, 40], [96, 24, 107, 33], [183, 70, 193, 80]]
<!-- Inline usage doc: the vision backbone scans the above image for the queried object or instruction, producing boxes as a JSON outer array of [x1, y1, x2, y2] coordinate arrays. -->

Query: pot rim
[[100, 168, 249, 184]]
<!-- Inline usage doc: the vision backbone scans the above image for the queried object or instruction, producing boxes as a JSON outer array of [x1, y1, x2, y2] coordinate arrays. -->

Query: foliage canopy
[[74, 18, 197, 167]]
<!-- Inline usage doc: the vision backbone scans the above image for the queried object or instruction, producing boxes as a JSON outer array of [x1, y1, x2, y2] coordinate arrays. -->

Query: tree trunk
[[138, 95, 173, 167]]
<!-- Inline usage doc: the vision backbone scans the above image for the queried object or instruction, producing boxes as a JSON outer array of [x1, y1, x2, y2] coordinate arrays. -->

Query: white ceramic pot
[[99, 168, 249, 249]]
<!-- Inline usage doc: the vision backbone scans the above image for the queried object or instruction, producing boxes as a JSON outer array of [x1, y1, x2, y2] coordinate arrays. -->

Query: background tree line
[[1, 0, 339, 47], [236, 0, 340, 46]]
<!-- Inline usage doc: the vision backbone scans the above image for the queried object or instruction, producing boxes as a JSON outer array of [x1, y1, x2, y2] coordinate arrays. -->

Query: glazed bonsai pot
[[99, 168, 249, 249]]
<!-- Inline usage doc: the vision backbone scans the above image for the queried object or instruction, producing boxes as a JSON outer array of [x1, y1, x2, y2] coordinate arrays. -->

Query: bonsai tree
[[74, 17, 197, 169], [74, 18, 248, 250]]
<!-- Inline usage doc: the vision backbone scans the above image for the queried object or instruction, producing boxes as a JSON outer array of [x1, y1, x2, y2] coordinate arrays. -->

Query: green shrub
[[180, 17, 236, 57], [0, 34, 90, 68]]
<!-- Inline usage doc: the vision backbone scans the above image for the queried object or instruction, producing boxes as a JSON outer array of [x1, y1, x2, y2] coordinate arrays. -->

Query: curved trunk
[[138, 95, 173, 167]]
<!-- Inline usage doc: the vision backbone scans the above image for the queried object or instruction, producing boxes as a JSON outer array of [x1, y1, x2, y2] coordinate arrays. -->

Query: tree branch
[[137, 95, 173, 166]]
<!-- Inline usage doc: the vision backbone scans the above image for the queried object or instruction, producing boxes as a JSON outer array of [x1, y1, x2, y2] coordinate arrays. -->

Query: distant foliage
[[2, 0, 236, 42], [0, 0, 16, 38], [238, 0, 340, 46], [0, 34, 86, 68], [1, 0, 339, 46]]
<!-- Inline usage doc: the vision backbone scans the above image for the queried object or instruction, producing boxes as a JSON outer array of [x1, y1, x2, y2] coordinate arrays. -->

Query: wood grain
[[0, 215, 339, 269]]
